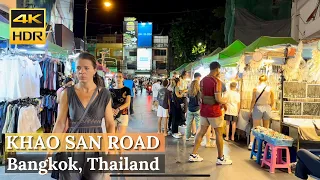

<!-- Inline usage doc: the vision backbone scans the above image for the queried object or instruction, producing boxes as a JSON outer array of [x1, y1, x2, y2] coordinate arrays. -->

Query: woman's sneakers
[[216, 156, 233, 165], [189, 154, 232, 165], [172, 133, 182, 139], [189, 154, 203, 162]]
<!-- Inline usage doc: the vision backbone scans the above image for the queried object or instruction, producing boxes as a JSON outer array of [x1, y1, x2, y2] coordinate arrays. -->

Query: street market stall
[[170, 62, 188, 77], [280, 39, 320, 151], [229, 36, 298, 143], [0, 40, 74, 164], [191, 40, 246, 83]]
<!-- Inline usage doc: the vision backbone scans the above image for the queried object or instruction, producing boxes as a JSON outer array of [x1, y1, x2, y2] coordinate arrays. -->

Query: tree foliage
[[170, 7, 225, 68]]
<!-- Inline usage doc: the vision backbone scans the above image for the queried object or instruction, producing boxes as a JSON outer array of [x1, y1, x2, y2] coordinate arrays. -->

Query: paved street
[[0, 91, 299, 180]]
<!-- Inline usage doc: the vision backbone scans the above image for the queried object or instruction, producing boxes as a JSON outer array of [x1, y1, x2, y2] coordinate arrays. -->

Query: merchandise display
[[0, 48, 72, 165], [240, 67, 281, 109], [252, 126, 294, 147], [0, 55, 43, 101]]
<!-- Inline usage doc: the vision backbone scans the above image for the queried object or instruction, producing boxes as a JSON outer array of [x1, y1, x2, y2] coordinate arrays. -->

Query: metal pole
[[84, 0, 88, 51]]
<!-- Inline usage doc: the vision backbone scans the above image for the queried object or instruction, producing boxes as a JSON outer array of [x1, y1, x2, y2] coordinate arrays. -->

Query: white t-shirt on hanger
[[30, 61, 43, 98], [0, 56, 8, 101]]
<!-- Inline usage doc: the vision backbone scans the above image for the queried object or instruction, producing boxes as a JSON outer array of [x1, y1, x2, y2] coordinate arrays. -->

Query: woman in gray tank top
[[248, 75, 275, 150], [47, 52, 116, 180]]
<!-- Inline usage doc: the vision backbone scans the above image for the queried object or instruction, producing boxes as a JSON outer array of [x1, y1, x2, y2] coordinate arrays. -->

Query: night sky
[[73, 0, 225, 38]]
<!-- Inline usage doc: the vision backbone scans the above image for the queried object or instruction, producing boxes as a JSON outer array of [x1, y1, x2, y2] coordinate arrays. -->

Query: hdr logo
[[10, 9, 46, 44]]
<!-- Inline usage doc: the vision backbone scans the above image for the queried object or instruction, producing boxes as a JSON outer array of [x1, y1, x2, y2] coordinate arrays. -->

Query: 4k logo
[[10, 9, 46, 44]]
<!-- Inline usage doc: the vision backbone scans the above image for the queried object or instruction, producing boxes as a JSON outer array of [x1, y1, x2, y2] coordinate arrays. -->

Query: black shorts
[[224, 114, 238, 122]]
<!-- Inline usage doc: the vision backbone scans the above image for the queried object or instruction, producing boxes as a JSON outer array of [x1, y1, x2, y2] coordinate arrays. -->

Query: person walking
[[185, 79, 201, 141], [157, 79, 170, 136], [189, 62, 232, 165], [47, 52, 115, 179], [124, 75, 135, 115], [152, 79, 162, 111], [110, 72, 131, 133]]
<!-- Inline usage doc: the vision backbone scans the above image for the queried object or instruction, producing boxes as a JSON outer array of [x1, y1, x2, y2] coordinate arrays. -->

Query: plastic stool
[[250, 137, 264, 164], [261, 143, 291, 173]]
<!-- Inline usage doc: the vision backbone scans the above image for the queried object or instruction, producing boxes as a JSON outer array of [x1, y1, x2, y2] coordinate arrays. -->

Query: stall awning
[[219, 40, 246, 59], [219, 37, 298, 67], [170, 63, 189, 77], [191, 48, 223, 70], [174, 63, 189, 72], [48, 42, 69, 59], [185, 61, 195, 71], [244, 36, 298, 53], [193, 41, 246, 69]]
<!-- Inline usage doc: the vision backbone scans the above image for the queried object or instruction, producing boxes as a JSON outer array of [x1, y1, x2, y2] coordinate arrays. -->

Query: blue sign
[[137, 23, 152, 47]]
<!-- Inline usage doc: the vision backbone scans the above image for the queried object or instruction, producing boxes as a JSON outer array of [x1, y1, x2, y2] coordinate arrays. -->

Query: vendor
[[248, 75, 275, 150]]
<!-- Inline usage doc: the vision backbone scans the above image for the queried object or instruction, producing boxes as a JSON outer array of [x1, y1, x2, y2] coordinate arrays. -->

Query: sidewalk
[[0, 93, 298, 180]]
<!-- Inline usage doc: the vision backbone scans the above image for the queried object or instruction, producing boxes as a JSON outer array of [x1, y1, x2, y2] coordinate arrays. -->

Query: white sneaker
[[189, 154, 203, 162], [186, 136, 194, 141], [172, 133, 181, 139], [248, 142, 253, 150], [216, 156, 232, 165]]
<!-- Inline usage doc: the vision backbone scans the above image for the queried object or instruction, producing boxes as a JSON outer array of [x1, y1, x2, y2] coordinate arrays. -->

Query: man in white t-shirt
[[224, 82, 241, 141], [152, 79, 162, 111]]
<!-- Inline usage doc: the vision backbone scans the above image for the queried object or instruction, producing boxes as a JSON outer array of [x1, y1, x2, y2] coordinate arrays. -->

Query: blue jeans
[[185, 110, 200, 139]]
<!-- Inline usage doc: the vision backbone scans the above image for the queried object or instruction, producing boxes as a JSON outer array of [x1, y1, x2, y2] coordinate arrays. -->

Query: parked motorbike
[[146, 85, 152, 95]]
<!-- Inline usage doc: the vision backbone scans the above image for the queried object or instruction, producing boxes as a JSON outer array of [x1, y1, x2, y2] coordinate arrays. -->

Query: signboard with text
[[137, 48, 152, 70], [123, 17, 137, 48], [138, 22, 152, 48]]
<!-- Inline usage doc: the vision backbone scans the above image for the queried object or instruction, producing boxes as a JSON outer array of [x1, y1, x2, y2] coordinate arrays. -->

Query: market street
[[0, 92, 299, 180]]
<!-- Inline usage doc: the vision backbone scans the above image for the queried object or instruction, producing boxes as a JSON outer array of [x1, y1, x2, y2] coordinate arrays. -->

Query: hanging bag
[[253, 86, 267, 108], [51, 87, 99, 179]]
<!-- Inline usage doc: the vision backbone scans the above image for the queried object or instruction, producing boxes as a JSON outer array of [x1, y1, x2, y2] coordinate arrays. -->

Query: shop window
[[156, 62, 166, 69], [129, 51, 137, 56], [154, 49, 166, 56]]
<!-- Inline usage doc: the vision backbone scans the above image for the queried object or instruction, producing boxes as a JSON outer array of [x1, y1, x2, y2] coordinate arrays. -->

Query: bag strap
[[254, 86, 267, 107], [70, 87, 99, 133]]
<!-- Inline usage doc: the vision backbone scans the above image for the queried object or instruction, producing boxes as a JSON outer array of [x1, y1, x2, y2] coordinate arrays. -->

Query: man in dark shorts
[[189, 62, 232, 165]]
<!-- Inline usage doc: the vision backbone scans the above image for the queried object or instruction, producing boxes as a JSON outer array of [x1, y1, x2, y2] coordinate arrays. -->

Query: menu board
[[303, 102, 320, 116], [283, 82, 307, 98], [307, 85, 320, 98], [284, 101, 302, 116]]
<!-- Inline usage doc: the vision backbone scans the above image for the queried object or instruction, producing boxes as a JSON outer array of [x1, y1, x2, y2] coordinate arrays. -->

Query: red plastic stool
[[261, 143, 291, 173]]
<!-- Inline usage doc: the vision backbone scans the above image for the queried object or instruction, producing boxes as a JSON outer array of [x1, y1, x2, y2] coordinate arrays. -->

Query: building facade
[[291, 0, 320, 40], [152, 36, 168, 77], [87, 34, 123, 73]]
